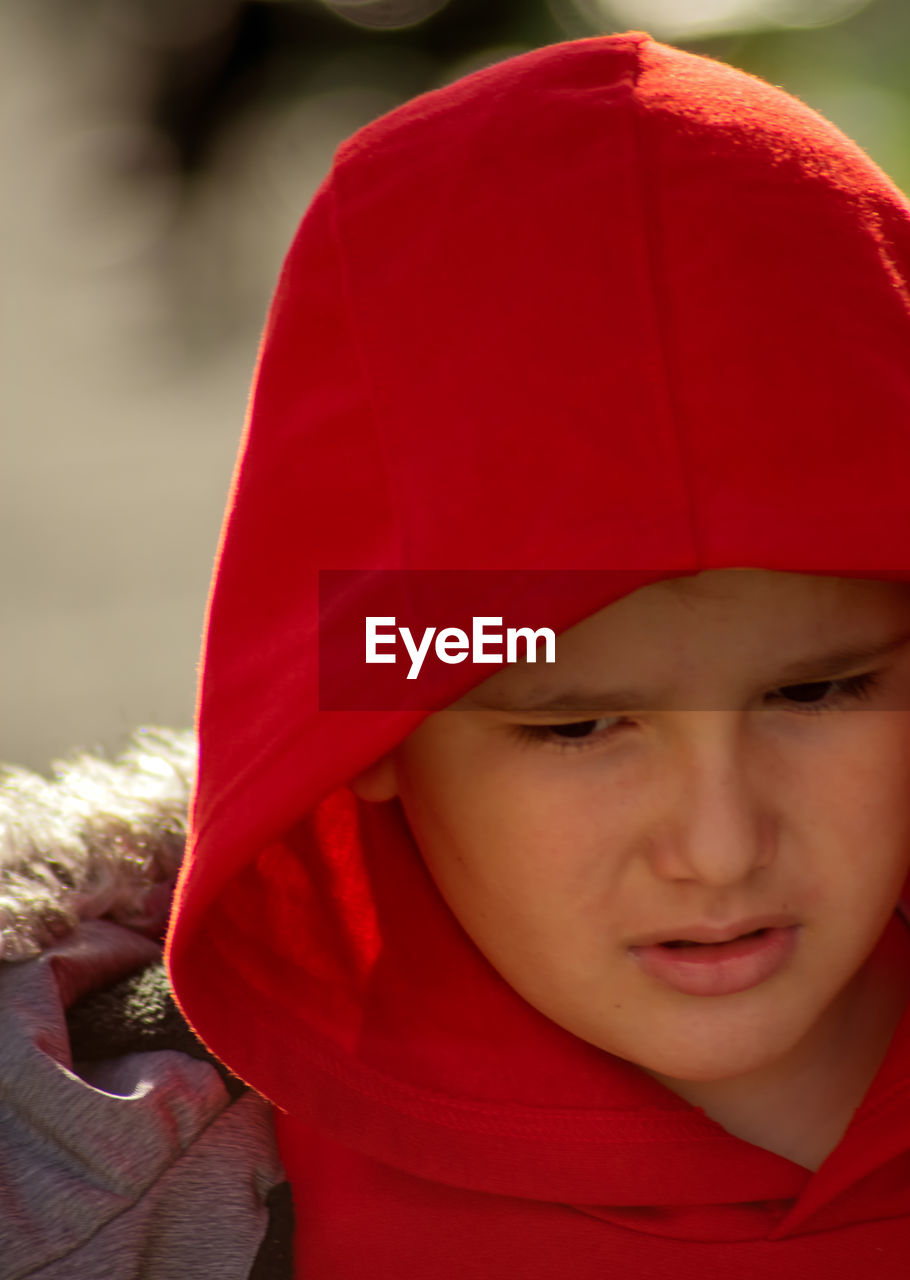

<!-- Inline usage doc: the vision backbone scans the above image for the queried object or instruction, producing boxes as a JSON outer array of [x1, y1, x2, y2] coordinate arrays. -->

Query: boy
[[166, 30, 910, 1276]]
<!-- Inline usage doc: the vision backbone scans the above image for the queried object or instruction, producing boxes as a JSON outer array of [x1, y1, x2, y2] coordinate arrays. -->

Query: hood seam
[[327, 171, 406, 576], [628, 50, 702, 566]]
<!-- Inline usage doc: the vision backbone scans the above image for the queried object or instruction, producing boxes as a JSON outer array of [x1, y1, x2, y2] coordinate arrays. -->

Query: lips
[[628, 923, 801, 997], [661, 927, 767, 949], [628, 913, 800, 949]]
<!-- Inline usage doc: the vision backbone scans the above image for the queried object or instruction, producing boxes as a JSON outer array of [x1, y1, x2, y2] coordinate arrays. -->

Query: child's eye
[[770, 671, 881, 712], [512, 716, 625, 750], [511, 672, 882, 751], [548, 717, 620, 739]]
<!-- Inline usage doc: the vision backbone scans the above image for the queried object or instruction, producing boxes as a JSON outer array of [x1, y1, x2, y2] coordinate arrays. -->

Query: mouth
[[630, 912, 800, 949], [660, 927, 770, 949], [628, 924, 800, 997]]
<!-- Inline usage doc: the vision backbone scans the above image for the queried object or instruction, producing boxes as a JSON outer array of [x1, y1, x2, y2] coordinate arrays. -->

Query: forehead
[[458, 569, 910, 713]]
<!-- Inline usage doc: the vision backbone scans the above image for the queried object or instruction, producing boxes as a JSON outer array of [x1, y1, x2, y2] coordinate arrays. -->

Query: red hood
[[166, 31, 910, 1271]]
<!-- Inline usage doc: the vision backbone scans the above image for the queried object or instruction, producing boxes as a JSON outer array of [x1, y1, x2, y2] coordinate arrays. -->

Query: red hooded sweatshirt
[[166, 31, 910, 1277]]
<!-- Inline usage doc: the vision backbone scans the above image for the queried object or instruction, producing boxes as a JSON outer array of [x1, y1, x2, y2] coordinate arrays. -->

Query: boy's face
[[357, 569, 910, 1084]]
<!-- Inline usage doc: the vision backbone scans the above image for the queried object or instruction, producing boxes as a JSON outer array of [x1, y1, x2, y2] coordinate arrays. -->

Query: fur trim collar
[[0, 728, 194, 961]]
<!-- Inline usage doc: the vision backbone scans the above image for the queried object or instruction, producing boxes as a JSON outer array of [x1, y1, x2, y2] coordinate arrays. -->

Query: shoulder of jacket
[[0, 730, 296, 1279]]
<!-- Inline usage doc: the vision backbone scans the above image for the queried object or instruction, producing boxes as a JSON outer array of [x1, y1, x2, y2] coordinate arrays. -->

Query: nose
[[651, 712, 774, 887]]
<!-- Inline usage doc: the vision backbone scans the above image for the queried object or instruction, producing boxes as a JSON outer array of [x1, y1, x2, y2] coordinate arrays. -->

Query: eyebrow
[[461, 628, 910, 715]]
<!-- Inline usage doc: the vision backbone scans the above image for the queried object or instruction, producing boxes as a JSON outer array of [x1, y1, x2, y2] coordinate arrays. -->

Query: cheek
[[801, 717, 910, 905], [398, 756, 617, 942]]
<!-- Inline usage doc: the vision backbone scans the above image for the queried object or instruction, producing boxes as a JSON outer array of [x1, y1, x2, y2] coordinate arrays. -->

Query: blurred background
[[4, 0, 910, 769]]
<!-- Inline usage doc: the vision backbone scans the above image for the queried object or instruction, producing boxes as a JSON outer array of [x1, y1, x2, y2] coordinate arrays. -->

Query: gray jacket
[[0, 729, 293, 1279]]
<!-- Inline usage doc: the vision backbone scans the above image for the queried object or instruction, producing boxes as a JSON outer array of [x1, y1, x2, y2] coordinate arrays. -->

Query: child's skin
[[354, 569, 910, 1171]]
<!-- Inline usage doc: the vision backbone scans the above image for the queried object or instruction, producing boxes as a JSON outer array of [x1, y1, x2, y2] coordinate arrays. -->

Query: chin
[[644, 1049, 772, 1085], [606, 1012, 811, 1085]]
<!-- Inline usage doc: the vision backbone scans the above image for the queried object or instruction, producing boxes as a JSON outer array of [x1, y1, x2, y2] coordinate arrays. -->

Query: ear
[[349, 752, 398, 803]]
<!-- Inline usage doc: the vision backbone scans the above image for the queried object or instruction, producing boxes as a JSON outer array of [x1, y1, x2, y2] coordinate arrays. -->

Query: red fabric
[[165, 32, 910, 1275]]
